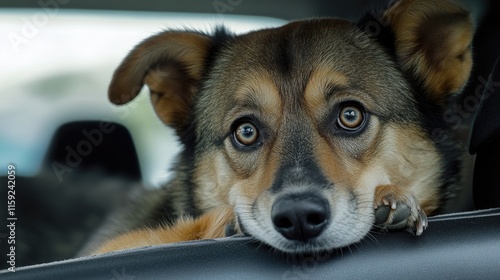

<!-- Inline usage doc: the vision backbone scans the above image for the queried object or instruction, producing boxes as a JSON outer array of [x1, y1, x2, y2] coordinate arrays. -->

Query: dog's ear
[[383, 0, 473, 102], [108, 31, 212, 133]]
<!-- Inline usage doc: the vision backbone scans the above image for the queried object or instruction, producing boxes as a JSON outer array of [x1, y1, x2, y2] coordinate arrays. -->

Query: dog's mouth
[[230, 190, 373, 254]]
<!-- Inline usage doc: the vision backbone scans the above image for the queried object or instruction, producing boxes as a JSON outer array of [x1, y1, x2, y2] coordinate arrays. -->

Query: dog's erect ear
[[383, 0, 473, 102], [108, 31, 212, 132]]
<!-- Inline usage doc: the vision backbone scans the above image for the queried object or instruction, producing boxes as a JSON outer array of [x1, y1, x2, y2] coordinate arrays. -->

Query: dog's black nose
[[271, 194, 330, 242]]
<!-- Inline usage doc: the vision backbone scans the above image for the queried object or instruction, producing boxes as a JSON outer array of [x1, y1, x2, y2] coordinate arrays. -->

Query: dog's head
[[109, 0, 472, 253]]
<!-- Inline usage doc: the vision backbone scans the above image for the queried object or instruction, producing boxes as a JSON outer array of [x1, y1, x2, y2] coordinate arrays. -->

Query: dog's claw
[[373, 185, 427, 235], [374, 202, 411, 230], [415, 210, 428, 236]]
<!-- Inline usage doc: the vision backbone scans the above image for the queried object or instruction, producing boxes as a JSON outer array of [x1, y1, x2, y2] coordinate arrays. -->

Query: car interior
[[1, 0, 500, 279]]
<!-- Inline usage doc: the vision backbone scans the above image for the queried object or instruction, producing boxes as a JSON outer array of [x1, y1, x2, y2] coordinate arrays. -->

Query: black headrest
[[43, 121, 141, 181], [468, 57, 500, 209]]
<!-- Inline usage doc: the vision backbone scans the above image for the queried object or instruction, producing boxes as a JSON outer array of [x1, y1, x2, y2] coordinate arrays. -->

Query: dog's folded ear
[[383, 0, 473, 102], [108, 31, 212, 133]]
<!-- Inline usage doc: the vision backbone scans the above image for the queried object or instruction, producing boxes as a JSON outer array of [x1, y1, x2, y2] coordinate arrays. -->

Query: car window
[[0, 9, 285, 186]]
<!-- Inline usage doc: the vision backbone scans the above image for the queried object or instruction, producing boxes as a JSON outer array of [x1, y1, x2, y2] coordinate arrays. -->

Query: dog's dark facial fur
[[98, 0, 473, 254]]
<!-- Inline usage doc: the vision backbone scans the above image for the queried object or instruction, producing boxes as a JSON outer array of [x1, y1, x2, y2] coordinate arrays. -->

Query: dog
[[89, 0, 473, 255]]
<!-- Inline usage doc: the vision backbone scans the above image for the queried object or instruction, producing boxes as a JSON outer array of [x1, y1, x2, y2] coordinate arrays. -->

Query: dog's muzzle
[[271, 193, 330, 242]]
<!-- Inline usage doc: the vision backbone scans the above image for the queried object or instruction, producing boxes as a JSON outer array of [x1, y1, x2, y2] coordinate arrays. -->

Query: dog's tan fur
[[95, 206, 233, 254], [383, 0, 473, 100], [90, 0, 473, 255]]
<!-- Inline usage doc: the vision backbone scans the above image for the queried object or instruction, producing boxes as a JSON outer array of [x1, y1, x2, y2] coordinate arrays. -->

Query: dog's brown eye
[[234, 122, 259, 146], [338, 105, 364, 130]]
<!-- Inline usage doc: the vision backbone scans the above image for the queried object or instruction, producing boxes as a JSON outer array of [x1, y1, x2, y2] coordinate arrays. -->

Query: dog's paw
[[373, 185, 428, 235]]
